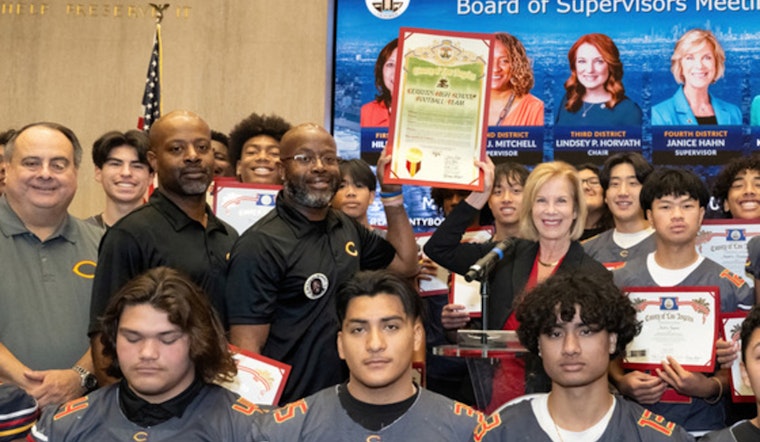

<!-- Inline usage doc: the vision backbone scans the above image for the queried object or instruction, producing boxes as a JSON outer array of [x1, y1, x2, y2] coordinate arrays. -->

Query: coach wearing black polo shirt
[[226, 123, 418, 405], [88, 110, 238, 386]]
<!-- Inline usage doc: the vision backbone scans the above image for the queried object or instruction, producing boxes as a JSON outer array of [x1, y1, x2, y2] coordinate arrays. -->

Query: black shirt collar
[[276, 190, 343, 238], [337, 382, 419, 431], [150, 190, 230, 235], [118, 377, 204, 427]]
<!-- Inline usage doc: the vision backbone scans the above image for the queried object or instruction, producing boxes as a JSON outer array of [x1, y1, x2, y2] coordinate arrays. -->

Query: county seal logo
[[365, 0, 410, 19]]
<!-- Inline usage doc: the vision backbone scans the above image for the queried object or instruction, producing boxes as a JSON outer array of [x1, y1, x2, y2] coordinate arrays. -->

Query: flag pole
[[139, 3, 170, 131]]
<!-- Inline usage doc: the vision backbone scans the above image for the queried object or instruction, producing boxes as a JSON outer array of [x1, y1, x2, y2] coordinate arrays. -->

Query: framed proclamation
[[384, 27, 493, 191]]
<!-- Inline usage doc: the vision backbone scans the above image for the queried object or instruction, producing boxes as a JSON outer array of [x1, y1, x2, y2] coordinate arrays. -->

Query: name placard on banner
[[486, 126, 543, 165], [651, 126, 742, 165], [552, 126, 642, 164]]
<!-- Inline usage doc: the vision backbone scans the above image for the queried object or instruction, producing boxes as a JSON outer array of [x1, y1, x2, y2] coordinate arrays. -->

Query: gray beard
[[180, 181, 210, 195], [284, 181, 335, 209]]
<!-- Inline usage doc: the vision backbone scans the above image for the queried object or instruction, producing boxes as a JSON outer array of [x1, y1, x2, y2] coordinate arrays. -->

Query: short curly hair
[[228, 113, 291, 167], [713, 155, 760, 215], [210, 130, 229, 147], [99, 267, 237, 384], [515, 270, 641, 359], [494, 32, 535, 97]]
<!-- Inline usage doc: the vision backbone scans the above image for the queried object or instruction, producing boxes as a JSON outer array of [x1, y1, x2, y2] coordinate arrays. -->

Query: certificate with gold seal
[[384, 28, 493, 191], [622, 286, 719, 373]]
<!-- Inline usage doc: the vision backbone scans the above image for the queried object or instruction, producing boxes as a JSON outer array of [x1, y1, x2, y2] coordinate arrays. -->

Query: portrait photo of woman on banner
[[488, 32, 544, 127], [360, 38, 397, 128], [555, 33, 642, 127], [652, 29, 741, 126]]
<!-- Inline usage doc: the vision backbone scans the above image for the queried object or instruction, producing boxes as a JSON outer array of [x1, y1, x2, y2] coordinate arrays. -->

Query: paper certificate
[[721, 312, 754, 402], [623, 286, 719, 373], [697, 219, 760, 288], [449, 228, 498, 316], [450, 272, 482, 317], [385, 28, 492, 191], [415, 227, 493, 297], [218, 345, 291, 406], [212, 179, 281, 235]]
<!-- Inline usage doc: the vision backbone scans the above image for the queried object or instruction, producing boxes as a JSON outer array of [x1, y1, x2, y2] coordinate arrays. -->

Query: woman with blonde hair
[[652, 29, 740, 125], [556, 33, 642, 126], [489, 33, 544, 127], [424, 158, 608, 412]]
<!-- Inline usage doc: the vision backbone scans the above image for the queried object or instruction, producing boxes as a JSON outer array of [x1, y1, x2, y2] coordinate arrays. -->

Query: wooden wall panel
[[0, 1, 329, 217]]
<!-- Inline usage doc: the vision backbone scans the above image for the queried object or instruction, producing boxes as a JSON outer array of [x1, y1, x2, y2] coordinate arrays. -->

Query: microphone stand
[[470, 265, 495, 358], [479, 278, 490, 358]]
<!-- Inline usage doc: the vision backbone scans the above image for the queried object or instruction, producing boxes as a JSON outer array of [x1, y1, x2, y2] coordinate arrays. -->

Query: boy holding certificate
[[702, 306, 760, 441], [612, 167, 755, 432], [473, 270, 692, 441]]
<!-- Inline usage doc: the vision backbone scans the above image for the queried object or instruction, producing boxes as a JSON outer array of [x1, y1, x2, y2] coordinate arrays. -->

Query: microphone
[[464, 239, 512, 282]]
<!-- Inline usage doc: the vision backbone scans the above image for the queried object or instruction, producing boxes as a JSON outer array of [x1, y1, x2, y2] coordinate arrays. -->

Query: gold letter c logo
[[345, 241, 358, 257], [72, 260, 97, 279]]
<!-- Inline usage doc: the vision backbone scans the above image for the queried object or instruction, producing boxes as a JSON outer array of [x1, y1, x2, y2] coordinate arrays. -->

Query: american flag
[[138, 24, 162, 131]]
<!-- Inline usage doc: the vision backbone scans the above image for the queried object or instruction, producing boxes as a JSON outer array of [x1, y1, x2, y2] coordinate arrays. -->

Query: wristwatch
[[72, 365, 98, 392]]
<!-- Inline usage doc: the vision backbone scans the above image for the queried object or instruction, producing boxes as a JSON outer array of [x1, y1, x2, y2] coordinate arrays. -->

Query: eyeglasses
[[581, 177, 601, 187], [282, 153, 340, 167]]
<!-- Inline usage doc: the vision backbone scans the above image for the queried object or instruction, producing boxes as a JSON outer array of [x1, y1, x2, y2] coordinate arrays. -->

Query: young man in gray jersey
[[473, 270, 692, 441], [252, 270, 483, 441], [582, 152, 655, 270], [612, 167, 754, 432], [31, 267, 262, 441]]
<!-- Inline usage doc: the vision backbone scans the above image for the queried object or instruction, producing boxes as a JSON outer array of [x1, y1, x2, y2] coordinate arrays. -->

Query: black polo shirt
[[89, 190, 238, 334], [226, 192, 396, 405]]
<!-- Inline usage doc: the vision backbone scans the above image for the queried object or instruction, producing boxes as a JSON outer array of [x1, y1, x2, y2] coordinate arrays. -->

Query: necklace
[[496, 93, 516, 125], [581, 101, 606, 118], [538, 258, 559, 267]]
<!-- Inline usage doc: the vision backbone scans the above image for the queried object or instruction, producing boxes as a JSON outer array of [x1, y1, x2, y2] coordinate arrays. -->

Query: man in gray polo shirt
[[0, 122, 102, 407]]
